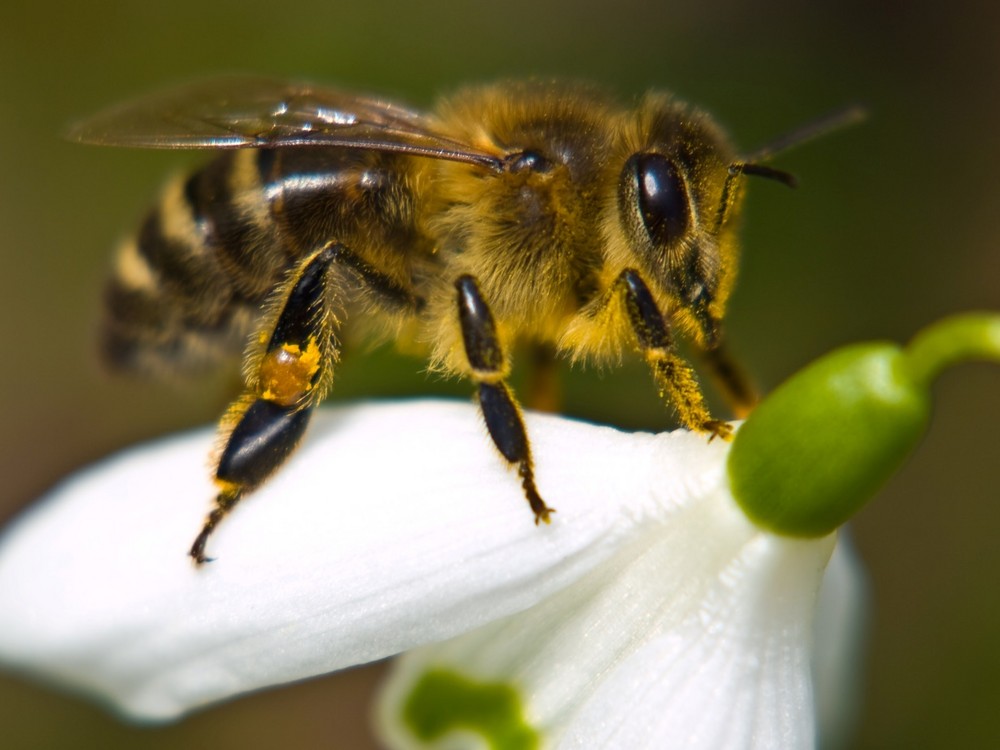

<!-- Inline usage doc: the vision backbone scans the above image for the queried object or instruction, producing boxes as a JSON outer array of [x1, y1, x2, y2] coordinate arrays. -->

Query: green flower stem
[[728, 312, 1000, 537], [904, 312, 1000, 390]]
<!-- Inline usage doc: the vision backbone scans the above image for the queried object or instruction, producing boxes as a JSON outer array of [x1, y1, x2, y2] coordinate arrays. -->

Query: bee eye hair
[[627, 153, 690, 246]]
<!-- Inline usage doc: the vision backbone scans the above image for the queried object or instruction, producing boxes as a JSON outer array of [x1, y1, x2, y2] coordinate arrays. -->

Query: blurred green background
[[1, 1, 998, 747]]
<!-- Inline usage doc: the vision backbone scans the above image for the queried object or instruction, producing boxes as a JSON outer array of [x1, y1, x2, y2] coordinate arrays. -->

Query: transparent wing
[[67, 75, 503, 169]]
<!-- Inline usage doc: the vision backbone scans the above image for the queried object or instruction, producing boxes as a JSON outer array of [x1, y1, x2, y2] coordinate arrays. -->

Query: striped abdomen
[[101, 147, 424, 375]]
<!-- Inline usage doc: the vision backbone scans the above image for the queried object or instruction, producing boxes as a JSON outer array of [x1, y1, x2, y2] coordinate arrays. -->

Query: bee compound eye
[[628, 153, 690, 245]]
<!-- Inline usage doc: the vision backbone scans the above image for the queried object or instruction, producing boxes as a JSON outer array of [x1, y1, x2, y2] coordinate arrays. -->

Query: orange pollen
[[258, 340, 321, 406]]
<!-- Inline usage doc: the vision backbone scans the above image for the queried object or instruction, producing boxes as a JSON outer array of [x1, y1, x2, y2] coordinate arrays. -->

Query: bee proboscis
[[70, 76, 862, 563]]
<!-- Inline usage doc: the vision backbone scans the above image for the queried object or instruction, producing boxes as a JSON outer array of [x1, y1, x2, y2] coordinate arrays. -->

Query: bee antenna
[[740, 104, 867, 165], [728, 162, 799, 189], [726, 104, 867, 192]]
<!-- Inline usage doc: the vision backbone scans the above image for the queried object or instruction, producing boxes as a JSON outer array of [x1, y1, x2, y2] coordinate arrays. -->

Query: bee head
[[613, 95, 743, 348], [614, 95, 858, 347]]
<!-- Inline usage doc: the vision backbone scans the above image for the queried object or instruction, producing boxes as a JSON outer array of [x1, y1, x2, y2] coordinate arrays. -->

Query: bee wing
[[68, 75, 503, 169]]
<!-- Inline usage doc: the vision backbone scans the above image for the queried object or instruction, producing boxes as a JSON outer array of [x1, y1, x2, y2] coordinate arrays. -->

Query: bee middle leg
[[614, 269, 733, 441], [697, 339, 758, 419], [455, 275, 554, 524], [525, 341, 561, 413], [191, 241, 419, 564]]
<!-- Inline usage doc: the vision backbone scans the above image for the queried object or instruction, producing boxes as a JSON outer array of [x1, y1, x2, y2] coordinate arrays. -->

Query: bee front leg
[[614, 269, 733, 441], [190, 243, 343, 564], [455, 275, 554, 524]]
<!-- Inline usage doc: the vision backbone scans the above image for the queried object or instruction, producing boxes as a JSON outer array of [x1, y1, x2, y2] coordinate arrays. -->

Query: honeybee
[[71, 76, 859, 563]]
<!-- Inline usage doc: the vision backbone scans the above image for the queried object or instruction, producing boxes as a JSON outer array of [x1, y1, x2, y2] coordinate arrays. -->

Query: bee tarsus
[[190, 489, 242, 565]]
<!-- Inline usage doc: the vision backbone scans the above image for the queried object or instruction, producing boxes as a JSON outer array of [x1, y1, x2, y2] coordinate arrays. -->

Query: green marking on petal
[[728, 312, 1000, 537], [402, 668, 540, 750]]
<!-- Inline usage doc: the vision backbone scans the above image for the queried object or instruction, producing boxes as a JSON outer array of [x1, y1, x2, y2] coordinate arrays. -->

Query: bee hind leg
[[455, 275, 554, 524], [190, 244, 342, 565], [190, 398, 313, 563], [190, 241, 425, 564]]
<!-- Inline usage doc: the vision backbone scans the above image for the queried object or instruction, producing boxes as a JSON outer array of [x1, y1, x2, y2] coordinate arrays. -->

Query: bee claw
[[703, 419, 734, 442], [534, 506, 556, 525]]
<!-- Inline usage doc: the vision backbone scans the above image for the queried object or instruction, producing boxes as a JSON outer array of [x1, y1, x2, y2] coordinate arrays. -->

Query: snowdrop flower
[[0, 312, 995, 748], [0, 402, 857, 748]]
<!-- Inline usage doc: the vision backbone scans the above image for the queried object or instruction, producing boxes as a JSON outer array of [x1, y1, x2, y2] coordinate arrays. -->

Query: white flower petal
[[0, 399, 730, 721], [813, 533, 868, 749], [374, 431, 852, 750]]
